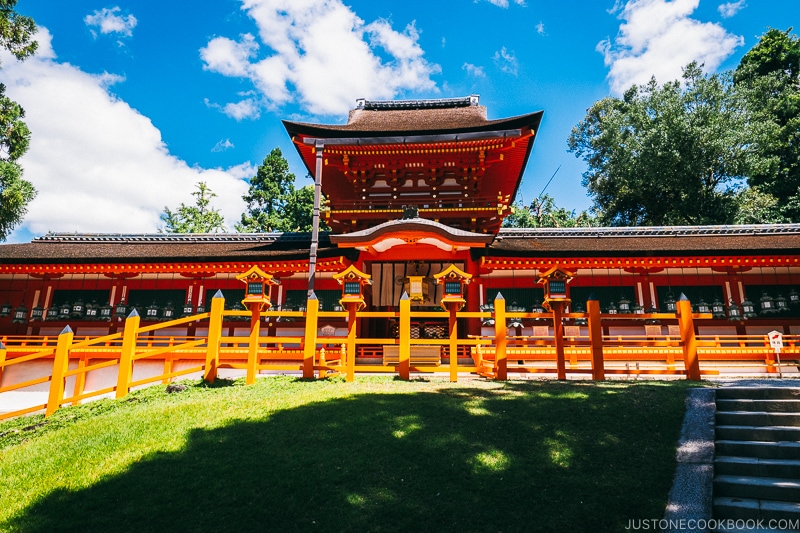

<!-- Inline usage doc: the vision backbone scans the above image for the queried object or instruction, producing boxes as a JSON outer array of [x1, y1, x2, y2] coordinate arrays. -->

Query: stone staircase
[[713, 387, 800, 531]]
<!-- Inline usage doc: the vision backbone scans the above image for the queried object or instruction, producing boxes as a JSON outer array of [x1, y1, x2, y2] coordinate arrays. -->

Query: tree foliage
[[236, 148, 316, 232], [734, 28, 800, 221], [160, 182, 226, 233], [503, 194, 595, 228], [0, 0, 37, 241], [568, 63, 762, 226]]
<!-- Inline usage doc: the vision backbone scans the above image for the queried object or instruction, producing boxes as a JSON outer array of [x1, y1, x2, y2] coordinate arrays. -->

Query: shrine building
[[0, 95, 799, 416]]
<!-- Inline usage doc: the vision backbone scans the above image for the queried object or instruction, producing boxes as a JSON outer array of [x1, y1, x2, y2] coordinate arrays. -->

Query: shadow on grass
[[6, 382, 687, 533]]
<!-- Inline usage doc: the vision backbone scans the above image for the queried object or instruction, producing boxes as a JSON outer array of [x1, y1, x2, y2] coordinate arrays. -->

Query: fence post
[[677, 294, 701, 381], [587, 296, 605, 380], [46, 325, 73, 417], [204, 291, 225, 383], [345, 303, 358, 382], [302, 293, 319, 378], [0, 340, 6, 385], [246, 302, 261, 385], [494, 293, 507, 380], [399, 293, 411, 380], [116, 310, 141, 398], [446, 301, 459, 382]]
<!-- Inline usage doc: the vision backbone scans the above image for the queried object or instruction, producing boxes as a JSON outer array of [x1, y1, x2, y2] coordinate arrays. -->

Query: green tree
[[0, 0, 38, 241], [503, 194, 595, 228], [568, 63, 761, 226], [160, 182, 226, 233], [236, 148, 317, 232], [734, 28, 800, 221]]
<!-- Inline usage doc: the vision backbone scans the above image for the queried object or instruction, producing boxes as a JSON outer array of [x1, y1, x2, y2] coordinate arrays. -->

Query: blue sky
[[2, 0, 797, 241]]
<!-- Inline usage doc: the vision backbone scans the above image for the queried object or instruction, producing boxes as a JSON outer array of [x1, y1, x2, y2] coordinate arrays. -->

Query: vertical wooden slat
[[494, 293, 507, 380], [398, 293, 410, 380], [46, 326, 73, 417], [204, 291, 225, 383], [116, 310, 141, 398]]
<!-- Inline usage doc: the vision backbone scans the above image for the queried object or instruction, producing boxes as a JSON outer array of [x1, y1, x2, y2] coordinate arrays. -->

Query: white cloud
[[599, 0, 743, 94], [477, 0, 526, 7], [2, 27, 248, 240], [718, 1, 746, 18], [536, 21, 546, 36], [84, 7, 138, 38], [493, 47, 518, 76], [212, 139, 235, 152], [462, 63, 486, 77], [200, 0, 440, 117]]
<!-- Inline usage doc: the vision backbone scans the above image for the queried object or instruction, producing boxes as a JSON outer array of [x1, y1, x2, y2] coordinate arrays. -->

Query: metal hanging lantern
[[645, 305, 661, 325], [775, 293, 788, 313], [759, 292, 775, 315], [618, 295, 631, 313], [58, 302, 71, 320], [145, 301, 160, 320], [84, 300, 98, 320], [30, 305, 45, 321], [113, 299, 129, 320], [99, 301, 113, 321], [727, 299, 741, 321], [741, 298, 757, 319], [789, 288, 800, 307], [11, 304, 27, 324], [161, 301, 175, 321], [607, 300, 618, 314], [664, 291, 677, 313], [70, 298, 85, 319], [696, 297, 711, 314], [46, 303, 60, 321], [0, 301, 12, 317], [480, 302, 495, 326], [181, 301, 194, 318], [573, 302, 588, 326], [711, 297, 726, 319]]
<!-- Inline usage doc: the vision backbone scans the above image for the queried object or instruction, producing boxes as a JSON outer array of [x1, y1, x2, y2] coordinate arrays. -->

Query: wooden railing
[[1, 292, 798, 420]]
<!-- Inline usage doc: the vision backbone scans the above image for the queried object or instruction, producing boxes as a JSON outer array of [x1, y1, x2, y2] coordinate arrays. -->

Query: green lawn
[[0, 377, 695, 532]]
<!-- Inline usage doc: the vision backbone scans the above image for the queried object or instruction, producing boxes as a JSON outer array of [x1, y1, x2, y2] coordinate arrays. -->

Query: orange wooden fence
[[1, 292, 797, 420]]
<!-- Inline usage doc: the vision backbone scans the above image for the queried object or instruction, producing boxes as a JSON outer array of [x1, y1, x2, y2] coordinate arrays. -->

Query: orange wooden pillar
[[303, 293, 320, 379], [345, 302, 358, 382], [204, 291, 225, 383], [551, 301, 567, 380], [399, 293, 411, 380], [46, 325, 74, 417], [116, 310, 141, 398], [446, 301, 459, 382], [587, 297, 605, 380], [246, 302, 261, 385], [494, 294, 507, 380], [0, 341, 6, 386], [677, 294, 701, 381]]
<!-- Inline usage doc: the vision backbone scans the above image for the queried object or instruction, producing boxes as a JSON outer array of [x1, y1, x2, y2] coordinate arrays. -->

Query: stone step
[[716, 388, 800, 401], [714, 475, 800, 502], [717, 388, 800, 401], [716, 411, 800, 427], [716, 424, 800, 442], [715, 456, 800, 479], [716, 439, 800, 460], [714, 496, 800, 522], [717, 398, 800, 413]]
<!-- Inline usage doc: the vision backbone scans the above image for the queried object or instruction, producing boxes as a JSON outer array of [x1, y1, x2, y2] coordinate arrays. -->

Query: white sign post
[[768, 330, 783, 379]]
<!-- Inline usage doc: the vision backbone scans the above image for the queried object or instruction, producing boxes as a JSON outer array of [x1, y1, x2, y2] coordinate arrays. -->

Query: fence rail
[[1, 293, 797, 420]]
